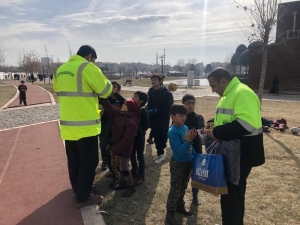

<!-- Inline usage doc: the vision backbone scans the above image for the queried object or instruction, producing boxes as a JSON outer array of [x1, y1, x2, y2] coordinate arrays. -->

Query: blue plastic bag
[[191, 153, 228, 195]]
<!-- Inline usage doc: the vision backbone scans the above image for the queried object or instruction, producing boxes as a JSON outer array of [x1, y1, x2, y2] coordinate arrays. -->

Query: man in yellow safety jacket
[[53, 45, 112, 209], [207, 67, 265, 225]]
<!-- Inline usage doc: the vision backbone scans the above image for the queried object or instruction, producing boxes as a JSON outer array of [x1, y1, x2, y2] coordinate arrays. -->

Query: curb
[[35, 85, 56, 105]]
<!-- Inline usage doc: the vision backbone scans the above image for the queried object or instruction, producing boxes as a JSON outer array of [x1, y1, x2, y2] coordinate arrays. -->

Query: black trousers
[[65, 135, 99, 203], [221, 164, 252, 225], [130, 138, 145, 176], [19, 94, 27, 105], [152, 128, 168, 156]]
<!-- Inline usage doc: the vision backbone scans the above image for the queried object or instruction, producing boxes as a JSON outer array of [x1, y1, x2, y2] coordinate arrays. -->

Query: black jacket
[[136, 107, 149, 140], [185, 112, 205, 154], [147, 86, 174, 130]]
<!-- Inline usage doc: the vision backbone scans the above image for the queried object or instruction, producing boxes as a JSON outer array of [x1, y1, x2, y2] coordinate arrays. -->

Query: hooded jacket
[[99, 98, 139, 158]]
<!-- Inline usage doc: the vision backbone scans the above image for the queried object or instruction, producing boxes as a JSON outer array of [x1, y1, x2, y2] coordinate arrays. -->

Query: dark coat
[[185, 112, 205, 153], [147, 86, 174, 130], [99, 98, 138, 158], [136, 107, 149, 140]]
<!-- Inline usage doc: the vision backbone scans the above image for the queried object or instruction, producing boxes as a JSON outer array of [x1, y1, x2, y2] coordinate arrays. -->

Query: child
[[104, 100, 125, 188], [182, 94, 205, 206], [166, 104, 197, 225], [18, 81, 27, 106], [131, 91, 149, 185], [147, 74, 174, 164], [99, 81, 125, 172], [99, 97, 140, 197]]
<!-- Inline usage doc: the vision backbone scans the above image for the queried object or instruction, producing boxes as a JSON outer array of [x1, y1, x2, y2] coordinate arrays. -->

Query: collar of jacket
[[68, 55, 88, 62], [223, 76, 240, 96]]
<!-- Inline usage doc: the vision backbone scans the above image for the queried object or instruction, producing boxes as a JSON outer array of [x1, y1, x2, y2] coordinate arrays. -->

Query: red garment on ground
[[271, 118, 288, 131]]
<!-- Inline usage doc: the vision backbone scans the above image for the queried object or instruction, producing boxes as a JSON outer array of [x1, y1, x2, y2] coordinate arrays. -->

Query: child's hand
[[205, 122, 214, 129], [187, 128, 197, 142]]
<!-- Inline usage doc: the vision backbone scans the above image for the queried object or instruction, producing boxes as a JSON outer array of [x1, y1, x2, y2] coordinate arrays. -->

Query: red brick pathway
[[0, 121, 83, 225]]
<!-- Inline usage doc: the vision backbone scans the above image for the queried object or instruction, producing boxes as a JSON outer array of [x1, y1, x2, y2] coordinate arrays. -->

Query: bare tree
[[65, 37, 73, 57], [18, 50, 41, 76], [0, 45, 6, 64], [234, 0, 281, 102], [175, 59, 185, 73]]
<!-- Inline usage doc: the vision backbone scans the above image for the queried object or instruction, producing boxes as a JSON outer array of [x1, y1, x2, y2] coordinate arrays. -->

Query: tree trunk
[[258, 45, 268, 102]]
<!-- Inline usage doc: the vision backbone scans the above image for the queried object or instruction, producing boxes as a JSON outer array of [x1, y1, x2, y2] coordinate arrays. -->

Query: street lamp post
[[161, 58, 163, 74], [43, 65, 45, 83]]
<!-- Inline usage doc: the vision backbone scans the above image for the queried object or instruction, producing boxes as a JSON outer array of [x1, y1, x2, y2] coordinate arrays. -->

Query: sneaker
[[154, 155, 165, 164], [76, 195, 104, 209]]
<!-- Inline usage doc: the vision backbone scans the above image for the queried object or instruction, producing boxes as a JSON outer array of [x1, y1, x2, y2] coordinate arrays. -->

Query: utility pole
[[164, 48, 166, 75], [159, 55, 164, 74]]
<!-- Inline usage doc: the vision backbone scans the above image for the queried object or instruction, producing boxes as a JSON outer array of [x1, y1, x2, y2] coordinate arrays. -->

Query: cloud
[[0, 0, 35, 7], [1, 0, 277, 66]]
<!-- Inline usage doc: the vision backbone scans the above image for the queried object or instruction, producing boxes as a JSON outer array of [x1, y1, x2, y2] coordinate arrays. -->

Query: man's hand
[[187, 128, 197, 142], [106, 144, 111, 150]]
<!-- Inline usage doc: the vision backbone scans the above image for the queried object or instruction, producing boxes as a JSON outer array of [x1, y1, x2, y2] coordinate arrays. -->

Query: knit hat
[[125, 100, 140, 117]]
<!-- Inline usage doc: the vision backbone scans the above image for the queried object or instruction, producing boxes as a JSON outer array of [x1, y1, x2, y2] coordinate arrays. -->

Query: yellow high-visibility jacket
[[53, 55, 112, 140]]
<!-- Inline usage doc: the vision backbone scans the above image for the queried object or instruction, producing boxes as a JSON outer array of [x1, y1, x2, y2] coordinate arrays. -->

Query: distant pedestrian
[[269, 75, 279, 95], [30, 73, 34, 84], [18, 81, 27, 106]]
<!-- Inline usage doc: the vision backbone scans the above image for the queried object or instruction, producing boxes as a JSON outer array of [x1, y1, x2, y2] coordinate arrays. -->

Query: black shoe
[[135, 175, 145, 186], [113, 180, 127, 190], [176, 205, 192, 216], [147, 138, 154, 144], [108, 179, 118, 188], [166, 211, 179, 225], [101, 163, 108, 171]]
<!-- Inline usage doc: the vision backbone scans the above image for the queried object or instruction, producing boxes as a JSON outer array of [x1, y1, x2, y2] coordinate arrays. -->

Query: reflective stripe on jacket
[[53, 55, 112, 140], [214, 77, 262, 136]]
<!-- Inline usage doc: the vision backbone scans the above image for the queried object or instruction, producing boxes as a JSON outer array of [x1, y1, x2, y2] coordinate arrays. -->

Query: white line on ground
[[0, 127, 21, 185], [0, 119, 59, 132]]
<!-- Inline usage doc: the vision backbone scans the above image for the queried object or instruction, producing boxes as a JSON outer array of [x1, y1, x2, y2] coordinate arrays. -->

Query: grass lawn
[[0, 84, 17, 108], [93, 97, 300, 225]]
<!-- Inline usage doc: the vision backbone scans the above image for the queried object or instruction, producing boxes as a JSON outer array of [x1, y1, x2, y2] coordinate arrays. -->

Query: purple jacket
[[99, 98, 138, 158]]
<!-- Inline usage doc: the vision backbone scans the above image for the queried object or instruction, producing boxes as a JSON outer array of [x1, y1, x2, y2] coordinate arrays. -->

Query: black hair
[[207, 67, 232, 83], [111, 81, 121, 90], [170, 104, 187, 116], [134, 91, 148, 107], [21, 80, 25, 83], [77, 45, 97, 59], [150, 73, 164, 81], [182, 94, 196, 104]]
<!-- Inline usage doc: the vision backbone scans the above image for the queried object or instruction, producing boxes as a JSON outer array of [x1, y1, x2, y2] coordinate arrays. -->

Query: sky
[[0, 0, 292, 67]]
